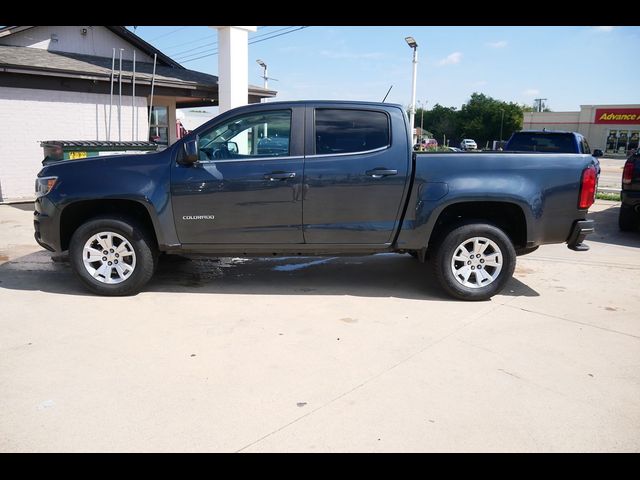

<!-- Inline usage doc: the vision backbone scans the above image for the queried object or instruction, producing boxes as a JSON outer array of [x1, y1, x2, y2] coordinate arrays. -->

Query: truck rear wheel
[[69, 216, 157, 296], [432, 223, 516, 301]]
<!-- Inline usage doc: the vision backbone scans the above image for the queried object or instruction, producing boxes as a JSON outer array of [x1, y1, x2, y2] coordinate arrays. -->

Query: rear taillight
[[578, 166, 597, 210], [622, 159, 635, 185]]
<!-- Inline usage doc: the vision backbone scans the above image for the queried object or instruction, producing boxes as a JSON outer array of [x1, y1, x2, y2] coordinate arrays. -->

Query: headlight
[[35, 176, 58, 197]]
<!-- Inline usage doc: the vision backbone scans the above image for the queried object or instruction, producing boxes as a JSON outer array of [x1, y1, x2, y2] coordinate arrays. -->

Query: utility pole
[[418, 100, 424, 145], [420, 106, 424, 143], [534, 98, 547, 112]]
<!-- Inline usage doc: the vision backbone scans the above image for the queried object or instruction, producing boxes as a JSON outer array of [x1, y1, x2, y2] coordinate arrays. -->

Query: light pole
[[256, 59, 268, 138], [256, 59, 268, 96], [405, 36, 418, 146]]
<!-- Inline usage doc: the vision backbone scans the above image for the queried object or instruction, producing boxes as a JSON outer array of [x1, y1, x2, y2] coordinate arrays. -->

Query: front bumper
[[567, 219, 594, 251]]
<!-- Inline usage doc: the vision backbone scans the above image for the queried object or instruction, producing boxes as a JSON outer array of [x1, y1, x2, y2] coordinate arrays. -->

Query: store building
[[523, 104, 640, 156], [0, 26, 276, 202]]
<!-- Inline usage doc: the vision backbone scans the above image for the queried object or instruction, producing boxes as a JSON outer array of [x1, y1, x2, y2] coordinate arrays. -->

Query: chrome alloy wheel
[[82, 231, 136, 284], [450, 236, 503, 288]]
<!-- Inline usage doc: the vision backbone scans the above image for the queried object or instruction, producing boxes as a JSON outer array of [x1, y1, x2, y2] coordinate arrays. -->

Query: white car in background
[[460, 138, 478, 150]]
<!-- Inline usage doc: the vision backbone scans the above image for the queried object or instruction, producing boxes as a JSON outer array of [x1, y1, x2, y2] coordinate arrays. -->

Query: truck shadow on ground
[[6, 202, 34, 212], [0, 251, 539, 300], [587, 204, 640, 248]]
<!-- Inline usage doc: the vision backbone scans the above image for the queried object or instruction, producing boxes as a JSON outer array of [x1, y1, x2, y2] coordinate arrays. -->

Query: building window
[[618, 130, 629, 153], [605, 130, 618, 154], [629, 131, 639, 153], [149, 106, 168, 145], [606, 129, 640, 155]]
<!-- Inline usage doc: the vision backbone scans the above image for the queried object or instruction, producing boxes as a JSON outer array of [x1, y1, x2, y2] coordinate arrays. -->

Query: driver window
[[197, 110, 291, 160]]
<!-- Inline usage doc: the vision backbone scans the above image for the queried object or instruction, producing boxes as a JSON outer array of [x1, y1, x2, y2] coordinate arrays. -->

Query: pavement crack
[[235, 296, 520, 452], [523, 256, 640, 271], [503, 304, 640, 340], [497, 368, 522, 380]]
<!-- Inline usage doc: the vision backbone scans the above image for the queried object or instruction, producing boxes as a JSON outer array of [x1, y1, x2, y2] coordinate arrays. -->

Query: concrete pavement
[[598, 157, 625, 191], [0, 200, 639, 452]]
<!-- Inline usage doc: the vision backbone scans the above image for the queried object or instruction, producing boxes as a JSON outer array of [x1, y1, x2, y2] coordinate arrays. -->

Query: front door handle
[[264, 172, 296, 181], [366, 168, 398, 178]]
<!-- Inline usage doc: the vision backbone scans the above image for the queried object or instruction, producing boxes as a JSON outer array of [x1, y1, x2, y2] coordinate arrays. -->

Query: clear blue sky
[[128, 26, 640, 112]]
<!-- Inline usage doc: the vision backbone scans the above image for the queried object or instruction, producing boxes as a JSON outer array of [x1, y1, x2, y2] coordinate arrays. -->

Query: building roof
[[0, 26, 182, 68], [0, 44, 276, 99], [0, 44, 204, 89], [0, 26, 277, 104]]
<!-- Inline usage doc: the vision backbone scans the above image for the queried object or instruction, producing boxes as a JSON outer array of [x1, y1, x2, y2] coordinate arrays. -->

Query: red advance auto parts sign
[[595, 108, 640, 124]]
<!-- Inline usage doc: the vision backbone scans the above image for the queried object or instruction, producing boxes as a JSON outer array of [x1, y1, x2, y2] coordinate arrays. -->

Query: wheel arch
[[59, 199, 160, 252], [427, 201, 529, 253]]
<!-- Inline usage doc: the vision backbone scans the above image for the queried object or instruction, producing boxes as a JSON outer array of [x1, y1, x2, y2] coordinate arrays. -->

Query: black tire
[[432, 223, 516, 301], [69, 216, 157, 296], [619, 205, 639, 232]]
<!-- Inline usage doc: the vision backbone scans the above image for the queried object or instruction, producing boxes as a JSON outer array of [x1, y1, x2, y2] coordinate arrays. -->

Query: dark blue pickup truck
[[34, 101, 598, 300]]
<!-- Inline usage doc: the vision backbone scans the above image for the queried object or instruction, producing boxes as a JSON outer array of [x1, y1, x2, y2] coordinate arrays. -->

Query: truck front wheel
[[432, 223, 516, 301], [69, 216, 157, 296]]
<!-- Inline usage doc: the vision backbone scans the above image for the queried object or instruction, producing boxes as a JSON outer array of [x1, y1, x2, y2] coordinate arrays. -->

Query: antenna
[[382, 85, 393, 102]]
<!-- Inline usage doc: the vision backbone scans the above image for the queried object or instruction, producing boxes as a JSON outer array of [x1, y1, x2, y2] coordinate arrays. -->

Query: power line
[[178, 26, 309, 64], [147, 26, 188, 42], [173, 26, 292, 59], [162, 33, 216, 52], [162, 25, 267, 53], [173, 26, 296, 61], [172, 40, 219, 59], [250, 26, 309, 45]]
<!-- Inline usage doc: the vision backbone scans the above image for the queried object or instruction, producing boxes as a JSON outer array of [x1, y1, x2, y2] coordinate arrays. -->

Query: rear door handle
[[366, 168, 398, 178], [264, 172, 296, 181]]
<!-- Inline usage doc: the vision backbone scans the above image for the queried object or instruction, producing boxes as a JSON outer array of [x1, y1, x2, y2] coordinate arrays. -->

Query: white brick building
[[0, 26, 276, 201]]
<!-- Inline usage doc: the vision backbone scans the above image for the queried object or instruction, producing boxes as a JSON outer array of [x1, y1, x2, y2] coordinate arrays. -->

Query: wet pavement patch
[[272, 257, 338, 272]]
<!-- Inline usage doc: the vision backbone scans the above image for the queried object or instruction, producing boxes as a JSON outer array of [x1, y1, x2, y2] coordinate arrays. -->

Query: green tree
[[458, 93, 523, 147], [421, 104, 459, 146], [410, 93, 531, 149]]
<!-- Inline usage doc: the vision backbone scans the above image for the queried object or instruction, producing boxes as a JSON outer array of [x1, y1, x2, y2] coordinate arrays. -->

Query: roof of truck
[[516, 130, 582, 135], [234, 100, 404, 108]]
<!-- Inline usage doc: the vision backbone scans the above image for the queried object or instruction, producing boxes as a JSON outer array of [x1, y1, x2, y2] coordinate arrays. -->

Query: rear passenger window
[[315, 109, 390, 155], [581, 138, 591, 154]]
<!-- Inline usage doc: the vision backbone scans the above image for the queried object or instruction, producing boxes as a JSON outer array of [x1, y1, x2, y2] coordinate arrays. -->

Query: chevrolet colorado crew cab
[[34, 101, 597, 300]]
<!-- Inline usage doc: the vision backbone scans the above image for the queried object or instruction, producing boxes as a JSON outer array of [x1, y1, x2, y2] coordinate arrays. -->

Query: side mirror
[[180, 139, 198, 165], [592, 149, 603, 158], [226, 141, 238, 155]]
